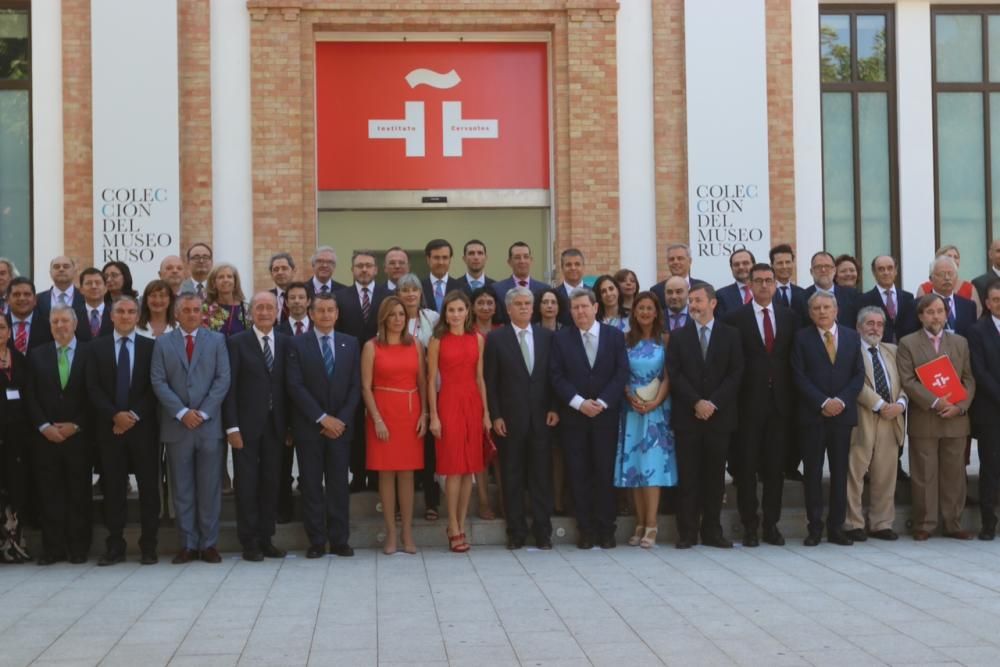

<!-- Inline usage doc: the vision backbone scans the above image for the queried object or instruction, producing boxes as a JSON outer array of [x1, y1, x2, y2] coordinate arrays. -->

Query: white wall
[[31, 0, 63, 277], [792, 0, 824, 285]]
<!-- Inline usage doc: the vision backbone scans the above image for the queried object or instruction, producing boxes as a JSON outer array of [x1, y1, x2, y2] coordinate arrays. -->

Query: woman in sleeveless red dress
[[428, 291, 490, 552], [361, 297, 427, 555]]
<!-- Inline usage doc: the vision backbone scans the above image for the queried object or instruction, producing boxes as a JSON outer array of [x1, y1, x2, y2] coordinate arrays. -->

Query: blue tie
[[116, 337, 131, 410], [471, 279, 482, 290], [321, 335, 335, 377], [946, 299, 956, 330]]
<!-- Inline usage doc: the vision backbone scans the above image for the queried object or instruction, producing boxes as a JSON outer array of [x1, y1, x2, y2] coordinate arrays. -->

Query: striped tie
[[361, 287, 371, 321], [262, 335, 274, 372], [321, 335, 335, 377]]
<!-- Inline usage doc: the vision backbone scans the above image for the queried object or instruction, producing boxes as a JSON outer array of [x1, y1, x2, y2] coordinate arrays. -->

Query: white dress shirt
[[751, 300, 774, 344]]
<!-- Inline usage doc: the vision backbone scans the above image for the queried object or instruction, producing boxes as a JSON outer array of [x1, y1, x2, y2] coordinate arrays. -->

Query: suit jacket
[[724, 302, 798, 419], [6, 312, 53, 350], [552, 283, 586, 328], [713, 282, 749, 319], [484, 324, 554, 439], [150, 327, 232, 442], [335, 284, 388, 344], [897, 330, 975, 439], [34, 287, 86, 326], [285, 330, 361, 442], [222, 329, 289, 439], [25, 340, 91, 430], [492, 276, 549, 323], [773, 283, 809, 324], [180, 277, 207, 296], [0, 346, 28, 426], [75, 303, 114, 342], [942, 293, 977, 337], [304, 278, 348, 300], [803, 284, 859, 329], [851, 342, 906, 449], [666, 320, 744, 434], [421, 275, 462, 313], [85, 333, 157, 446], [858, 287, 918, 343], [277, 317, 313, 336], [963, 317, 999, 436], [650, 276, 708, 314], [455, 275, 496, 295], [790, 325, 865, 427], [971, 271, 1000, 308], [549, 323, 629, 429]]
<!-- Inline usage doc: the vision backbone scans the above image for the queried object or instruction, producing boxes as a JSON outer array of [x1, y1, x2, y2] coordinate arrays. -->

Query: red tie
[[518, 280, 528, 288], [743, 285, 752, 304], [295, 321, 304, 336], [185, 334, 194, 362], [14, 321, 27, 354], [280, 292, 289, 322], [762, 307, 774, 354]]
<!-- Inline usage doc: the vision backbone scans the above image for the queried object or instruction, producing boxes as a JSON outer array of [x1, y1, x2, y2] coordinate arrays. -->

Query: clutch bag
[[635, 378, 660, 402]]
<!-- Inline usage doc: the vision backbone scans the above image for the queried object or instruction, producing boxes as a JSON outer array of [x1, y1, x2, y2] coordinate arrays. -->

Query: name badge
[[5, 389, 20, 400]]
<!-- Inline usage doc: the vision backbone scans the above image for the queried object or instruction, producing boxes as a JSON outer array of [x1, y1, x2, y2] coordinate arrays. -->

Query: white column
[[616, 0, 657, 287], [896, 1, 936, 292], [791, 0, 823, 285], [210, 0, 254, 289], [31, 0, 64, 274]]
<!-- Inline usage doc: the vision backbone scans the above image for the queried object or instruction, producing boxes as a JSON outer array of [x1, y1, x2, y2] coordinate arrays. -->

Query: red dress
[[434, 332, 484, 475], [366, 343, 424, 471]]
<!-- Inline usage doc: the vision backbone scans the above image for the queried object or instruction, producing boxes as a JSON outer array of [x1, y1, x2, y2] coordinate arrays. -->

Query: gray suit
[[151, 327, 231, 550], [179, 277, 207, 297]]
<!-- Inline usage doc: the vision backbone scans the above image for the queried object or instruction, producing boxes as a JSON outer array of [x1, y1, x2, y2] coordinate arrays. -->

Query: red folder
[[915, 354, 968, 404]]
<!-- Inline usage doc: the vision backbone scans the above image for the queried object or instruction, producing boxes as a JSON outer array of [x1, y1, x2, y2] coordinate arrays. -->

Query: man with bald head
[[651, 243, 706, 313], [159, 255, 186, 295], [223, 292, 289, 561], [663, 276, 691, 332], [859, 255, 917, 344], [35, 255, 86, 326]]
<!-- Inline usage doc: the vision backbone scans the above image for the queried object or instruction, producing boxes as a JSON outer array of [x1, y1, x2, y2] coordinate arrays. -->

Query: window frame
[[0, 0, 33, 275], [818, 4, 900, 284]]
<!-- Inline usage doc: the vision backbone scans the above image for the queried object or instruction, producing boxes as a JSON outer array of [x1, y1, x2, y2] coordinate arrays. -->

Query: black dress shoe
[[702, 535, 733, 549], [536, 537, 553, 550], [37, 553, 65, 566], [599, 536, 616, 549], [242, 548, 264, 562], [98, 551, 125, 566], [762, 525, 785, 546], [979, 528, 996, 541], [742, 529, 759, 548], [506, 536, 525, 550], [201, 547, 222, 563], [845, 528, 867, 542], [577, 538, 594, 550], [140, 551, 159, 565], [172, 549, 198, 564], [330, 544, 354, 557], [868, 529, 898, 541], [675, 539, 693, 549], [306, 544, 326, 559], [69, 554, 88, 564], [260, 542, 286, 558], [803, 533, 821, 547], [827, 530, 854, 546]]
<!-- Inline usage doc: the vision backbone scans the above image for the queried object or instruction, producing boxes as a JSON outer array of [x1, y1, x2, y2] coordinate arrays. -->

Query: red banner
[[316, 41, 549, 190]]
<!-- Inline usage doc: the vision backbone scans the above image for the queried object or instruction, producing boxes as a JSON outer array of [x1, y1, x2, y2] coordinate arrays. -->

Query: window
[[0, 2, 30, 277], [932, 8, 1000, 277], [819, 7, 898, 288]]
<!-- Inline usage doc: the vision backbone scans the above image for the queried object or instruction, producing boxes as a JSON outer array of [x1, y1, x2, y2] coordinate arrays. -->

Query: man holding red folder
[[897, 294, 976, 540]]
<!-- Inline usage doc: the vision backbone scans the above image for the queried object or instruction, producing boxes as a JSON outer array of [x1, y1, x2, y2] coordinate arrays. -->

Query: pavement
[[4, 536, 1000, 666]]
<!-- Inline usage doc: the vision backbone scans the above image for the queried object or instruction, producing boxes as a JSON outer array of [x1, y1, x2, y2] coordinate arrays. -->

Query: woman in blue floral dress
[[614, 292, 678, 547]]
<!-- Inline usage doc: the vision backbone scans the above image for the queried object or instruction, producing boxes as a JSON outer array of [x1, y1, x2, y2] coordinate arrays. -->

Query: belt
[[373, 386, 418, 412]]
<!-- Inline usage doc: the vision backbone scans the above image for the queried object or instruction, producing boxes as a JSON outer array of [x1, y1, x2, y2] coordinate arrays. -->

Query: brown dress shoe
[[945, 530, 976, 540], [912, 530, 931, 541], [201, 546, 222, 563], [172, 548, 197, 564]]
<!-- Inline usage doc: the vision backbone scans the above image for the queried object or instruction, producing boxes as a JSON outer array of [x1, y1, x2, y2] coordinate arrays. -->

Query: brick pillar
[[766, 0, 796, 247], [61, 0, 92, 269], [179, 0, 214, 254]]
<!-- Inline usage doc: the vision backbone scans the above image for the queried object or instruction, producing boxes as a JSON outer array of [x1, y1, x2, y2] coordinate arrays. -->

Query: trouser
[[1, 422, 32, 523], [422, 433, 440, 510], [909, 435, 966, 533], [166, 435, 223, 550], [675, 429, 728, 541], [845, 420, 899, 532], [561, 419, 617, 540], [801, 423, 851, 535], [100, 432, 160, 554], [34, 433, 92, 558], [979, 432, 1000, 529], [233, 422, 282, 548], [498, 425, 553, 541], [296, 434, 351, 547], [737, 402, 787, 530]]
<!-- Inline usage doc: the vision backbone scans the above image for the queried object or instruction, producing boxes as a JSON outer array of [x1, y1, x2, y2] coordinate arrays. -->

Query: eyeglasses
[[189, 255, 212, 262], [750, 278, 775, 286]]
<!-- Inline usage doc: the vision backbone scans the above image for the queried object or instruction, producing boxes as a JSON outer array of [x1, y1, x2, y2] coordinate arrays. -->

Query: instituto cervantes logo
[[368, 68, 500, 157]]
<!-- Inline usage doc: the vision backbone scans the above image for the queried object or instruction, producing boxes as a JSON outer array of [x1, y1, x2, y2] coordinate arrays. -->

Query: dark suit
[[286, 330, 361, 548], [713, 282, 750, 319], [485, 324, 555, 543], [223, 329, 289, 549], [304, 278, 347, 300], [455, 275, 496, 295], [968, 317, 1000, 531], [421, 275, 461, 313], [25, 340, 92, 560], [75, 303, 114, 342], [803, 285, 859, 329], [34, 287, 86, 327], [858, 287, 918, 344], [275, 317, 311, 520], [552, 283, 586, 328], [276, 317, 312, 337], [8, 312, 54, 351], [725, 302, 798, 532], [86, 333, 159, 556], [972, 270, 1000, 308], [492, 276, 548, 323], [774, 283, 809, 322], [938, 293, 976, 337], [549, 323, 628, 541], [791, 325, 865, 537], [667, 319, 744, 543], [0, 347, 32, 525], [650, 276, 708, 314]]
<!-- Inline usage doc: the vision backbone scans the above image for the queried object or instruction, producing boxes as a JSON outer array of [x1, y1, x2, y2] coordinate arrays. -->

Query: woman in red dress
[[362, 297, 427, 555], [427, 291, 491, 552]]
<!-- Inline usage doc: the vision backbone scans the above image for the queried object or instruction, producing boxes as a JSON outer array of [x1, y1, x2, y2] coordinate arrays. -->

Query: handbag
[[482, 428, 498, 466], [634, 377, 660, 402]]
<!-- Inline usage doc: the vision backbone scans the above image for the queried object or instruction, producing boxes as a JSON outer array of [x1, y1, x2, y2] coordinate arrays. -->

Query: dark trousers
[[422, 433, 440, 510], [498, 425, 553, 541], [561, 418, 617, 540], [278, 442, 296, 518], [296, 434, 350, 547], [737, 403, 788, 530], [99, 432, 160, 554], [34, 434, 92, 558], [979, 432, 1000, 529], [800, 423, 851, 535], [1, 422, 32, 522], [233, 421, 282, 548], [675, 429, 728, 541]]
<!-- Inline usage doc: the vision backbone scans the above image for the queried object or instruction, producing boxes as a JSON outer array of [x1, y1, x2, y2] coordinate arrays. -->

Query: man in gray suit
[[151, 293, 231, 563]]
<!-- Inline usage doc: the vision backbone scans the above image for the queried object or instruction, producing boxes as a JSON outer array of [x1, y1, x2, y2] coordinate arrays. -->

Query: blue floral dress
[[614, 338, 678, 488]]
